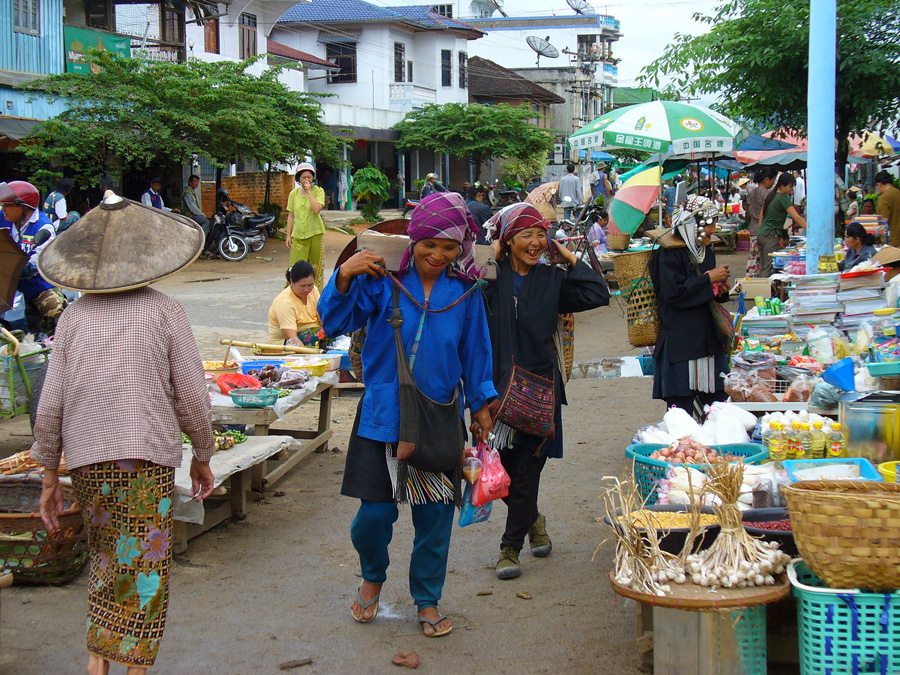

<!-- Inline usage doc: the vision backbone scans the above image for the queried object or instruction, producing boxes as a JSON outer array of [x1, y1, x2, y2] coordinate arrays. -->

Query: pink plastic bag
[[471, 443, 511, 507]]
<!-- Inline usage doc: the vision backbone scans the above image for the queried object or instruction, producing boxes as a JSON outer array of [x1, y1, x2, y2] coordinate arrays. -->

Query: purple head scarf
[[484, 202, 548, 243], [400, 192, 482, 282]]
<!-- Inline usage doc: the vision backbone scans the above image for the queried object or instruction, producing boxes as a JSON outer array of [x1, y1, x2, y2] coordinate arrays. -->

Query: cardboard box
[[741, 277, 772, 299]]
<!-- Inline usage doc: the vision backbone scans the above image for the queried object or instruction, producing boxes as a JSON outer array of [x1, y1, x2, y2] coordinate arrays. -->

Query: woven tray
[[783, 480, 900, 591], [609, 573, 790, 612]]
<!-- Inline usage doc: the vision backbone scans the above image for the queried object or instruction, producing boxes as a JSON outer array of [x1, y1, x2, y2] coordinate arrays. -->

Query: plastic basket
[[782, 458, 882, 483], [229, 388, 280, 407], [867, 361, 900, 378], [0, 347, 49, 419], [789, 559, 900, 675], [879, 461, 898, 483], [732, 605, 768, 675], [625, 443, 769, 504], [239, 360, 288, 375], [638, 355, 656, 376]]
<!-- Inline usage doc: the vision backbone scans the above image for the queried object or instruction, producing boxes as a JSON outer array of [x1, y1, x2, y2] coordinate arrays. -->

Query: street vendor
[[482, 203, 609, 580], [758, 173, 807, 278], [838, 222, 877, 271], [648, 195, 731, 417], [31, 195, 215, 675], [319, 191, 496, 638], [267, 260, 322, 346], [0, 181, 66, 335]]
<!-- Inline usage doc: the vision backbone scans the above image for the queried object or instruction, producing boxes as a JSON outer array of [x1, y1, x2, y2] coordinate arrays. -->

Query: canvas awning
[[0, 116, 40, 141]]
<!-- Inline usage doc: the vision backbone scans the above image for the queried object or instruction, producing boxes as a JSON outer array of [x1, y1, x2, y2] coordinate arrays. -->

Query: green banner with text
[[64, 26, 131, 74]]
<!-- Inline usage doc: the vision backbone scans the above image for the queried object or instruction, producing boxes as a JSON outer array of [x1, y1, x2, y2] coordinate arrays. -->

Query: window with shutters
[[458, 51, 467, 88], [441, 49, 452, 87], [13, 0, 40, 36], [204, 17, 219, 54], [239, 13, 257, 59], [394, 42, 405, 83], [326, 43, 357, 84]]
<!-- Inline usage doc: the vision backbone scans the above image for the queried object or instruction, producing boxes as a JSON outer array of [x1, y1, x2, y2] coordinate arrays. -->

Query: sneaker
[[528, 513, 552, 558], [496, 547, 523, 580]]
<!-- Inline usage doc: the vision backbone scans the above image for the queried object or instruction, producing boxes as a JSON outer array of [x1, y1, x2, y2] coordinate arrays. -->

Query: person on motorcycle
[[421, 173, 447, 198], [0, 181, 67, 335], [181, 174, 210, 237], [42, 177, 80, 233]]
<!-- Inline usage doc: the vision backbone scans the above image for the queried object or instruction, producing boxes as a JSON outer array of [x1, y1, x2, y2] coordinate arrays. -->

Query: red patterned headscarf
[[485, 203, 548, 243], [400, 192, 481, 282]]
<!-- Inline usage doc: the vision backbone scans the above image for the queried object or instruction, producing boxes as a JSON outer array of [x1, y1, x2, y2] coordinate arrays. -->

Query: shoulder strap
[[391, 284, 415, 388]]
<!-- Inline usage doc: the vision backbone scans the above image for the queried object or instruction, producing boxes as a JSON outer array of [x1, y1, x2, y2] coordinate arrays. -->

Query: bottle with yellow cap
[[874, 307, 897, 338], [826, 423, 845, 458], [768, 422, 787, 461], [786, 421, 803, 459], [797, 422, 812, 460], [810, 420, 826, 459]]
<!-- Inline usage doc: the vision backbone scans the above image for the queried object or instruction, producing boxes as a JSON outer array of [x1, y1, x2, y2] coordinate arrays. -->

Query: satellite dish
[[566, 0, 596, 15], [526, 36, 559, 66]]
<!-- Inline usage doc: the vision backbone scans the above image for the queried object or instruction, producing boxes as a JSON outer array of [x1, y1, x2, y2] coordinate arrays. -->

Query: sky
[[371, 0, 721, 88]]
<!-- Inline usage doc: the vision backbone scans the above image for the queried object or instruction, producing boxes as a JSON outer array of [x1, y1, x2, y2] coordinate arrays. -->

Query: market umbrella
[[608, 166, 662, 235], [734, 133, 798, 152], [744, 152, 868, 170], [0, 230, 27, 313], [567, 101, 747, 156], [851, 131, 892, 158]]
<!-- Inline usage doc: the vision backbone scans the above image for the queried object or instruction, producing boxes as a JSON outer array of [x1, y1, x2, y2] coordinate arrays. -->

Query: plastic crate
[[625, 443, 769, 504], [867, 361, 900, 378], [782, 457, 882, 483], [638, 355, 655, 376], [789, 559, 900, 675], [734, 605, 768, 675]]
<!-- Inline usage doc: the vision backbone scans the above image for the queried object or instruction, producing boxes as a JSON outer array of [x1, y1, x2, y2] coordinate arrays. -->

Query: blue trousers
[[350, 499, 455, 611]]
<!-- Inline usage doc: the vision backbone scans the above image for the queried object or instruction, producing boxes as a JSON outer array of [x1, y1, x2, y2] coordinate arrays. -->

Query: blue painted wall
[[0, 0, 65, 76], [0, 0, 67, 119]]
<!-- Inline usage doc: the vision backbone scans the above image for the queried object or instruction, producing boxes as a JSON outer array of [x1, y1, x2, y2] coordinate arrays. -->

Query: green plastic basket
[[229, 388, 280, 407], [732, 605, 768, 675], [625, 443, 769, 504], [789, 559, 900, 675]]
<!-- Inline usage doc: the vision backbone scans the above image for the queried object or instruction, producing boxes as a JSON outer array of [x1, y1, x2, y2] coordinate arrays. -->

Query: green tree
[[351, 165, 391, 223], [639, 0, 900, 170], [19, 50, 344, 191], [502, 152, 548, 185], [393, 103, 555, 181]]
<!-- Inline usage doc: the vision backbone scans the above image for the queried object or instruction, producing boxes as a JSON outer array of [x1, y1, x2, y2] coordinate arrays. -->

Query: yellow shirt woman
[[285, 164, 326, 289], [268, 262, 322, 345]]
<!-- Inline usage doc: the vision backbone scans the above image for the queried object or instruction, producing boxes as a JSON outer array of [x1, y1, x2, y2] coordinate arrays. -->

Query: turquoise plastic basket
[[625, 443, 769, 504], [733, 605, 768, 675], [789, 559, 900, 675], [229, 388, 280, 407]]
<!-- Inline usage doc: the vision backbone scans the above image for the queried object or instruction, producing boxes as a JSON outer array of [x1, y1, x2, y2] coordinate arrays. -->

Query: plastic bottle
[[768, 422, 787, 461], [810, 421, 826, 459], [827, 422, 845, 458], [797, 422, 812, 460], [786, 421, 802, 460], [762, 423, 777, 454]]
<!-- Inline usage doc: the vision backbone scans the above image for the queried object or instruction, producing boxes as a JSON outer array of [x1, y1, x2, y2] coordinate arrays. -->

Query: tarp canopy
[[0, 116, 41, 141]]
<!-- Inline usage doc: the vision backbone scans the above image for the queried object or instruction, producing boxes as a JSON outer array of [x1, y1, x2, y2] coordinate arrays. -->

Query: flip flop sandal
[[351, 584, 380, 624], [418, 614, 452, 638]]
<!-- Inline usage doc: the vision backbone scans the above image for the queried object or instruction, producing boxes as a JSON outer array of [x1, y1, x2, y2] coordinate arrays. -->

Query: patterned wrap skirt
[[70, 460, 175, 667]]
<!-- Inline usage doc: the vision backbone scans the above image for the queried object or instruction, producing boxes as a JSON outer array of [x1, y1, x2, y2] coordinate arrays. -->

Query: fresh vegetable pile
[[747, 519, 791, 532], [246, 365, 310, 390], [648, 439, 740, 465]]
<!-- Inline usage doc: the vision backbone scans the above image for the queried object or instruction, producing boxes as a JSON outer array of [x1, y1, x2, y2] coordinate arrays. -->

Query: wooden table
[[172, 381, 333, 552]]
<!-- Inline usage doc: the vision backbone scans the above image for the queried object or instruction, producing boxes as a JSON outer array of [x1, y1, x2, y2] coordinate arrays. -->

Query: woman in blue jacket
[[319, 192, 496, 638]]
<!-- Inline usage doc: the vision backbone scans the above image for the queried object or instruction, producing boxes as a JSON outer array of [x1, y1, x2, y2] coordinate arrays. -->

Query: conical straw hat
[[37, 196, 204, 293]]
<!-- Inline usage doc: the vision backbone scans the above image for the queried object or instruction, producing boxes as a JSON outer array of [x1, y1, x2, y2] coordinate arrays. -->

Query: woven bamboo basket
[[614, 250, 660, 348], [0, 475, 88, 584], [608, 232, 632, 251], [783, 480, 900, 591], [557, 313, 575, 381]]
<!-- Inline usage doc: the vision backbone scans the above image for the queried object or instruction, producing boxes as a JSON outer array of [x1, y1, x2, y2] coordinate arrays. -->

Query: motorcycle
[[402, 198, 419, 218], [217, 192, 275, 253]]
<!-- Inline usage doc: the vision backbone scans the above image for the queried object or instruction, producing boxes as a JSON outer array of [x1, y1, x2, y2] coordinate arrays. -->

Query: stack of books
[[741, 307, 792, 339], [790, 274, 841, 338], [837, 271, 886, 331]]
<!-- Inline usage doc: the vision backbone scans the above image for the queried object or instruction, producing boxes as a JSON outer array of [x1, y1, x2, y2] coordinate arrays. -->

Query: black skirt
[[341, 396, 395, 503]]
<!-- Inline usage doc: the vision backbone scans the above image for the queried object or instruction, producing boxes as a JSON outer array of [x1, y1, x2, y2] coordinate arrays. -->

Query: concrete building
[[271, 0, 484, 206], [461, 11, 622, 165]]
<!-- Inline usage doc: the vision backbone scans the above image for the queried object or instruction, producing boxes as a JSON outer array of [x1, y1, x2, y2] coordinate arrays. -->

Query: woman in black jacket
[[483, 203, 609, 580], [649, 196, 731, 417]]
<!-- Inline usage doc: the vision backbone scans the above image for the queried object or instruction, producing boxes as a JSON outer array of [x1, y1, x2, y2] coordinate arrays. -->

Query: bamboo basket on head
[[613, 249, 660, 348]]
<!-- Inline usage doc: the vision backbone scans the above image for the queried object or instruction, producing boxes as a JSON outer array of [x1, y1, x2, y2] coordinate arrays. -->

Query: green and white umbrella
[[568, 101, 747, 156]]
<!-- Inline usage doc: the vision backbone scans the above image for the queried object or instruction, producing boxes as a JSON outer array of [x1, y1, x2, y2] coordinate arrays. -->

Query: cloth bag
[[494, 358, 556, 439]]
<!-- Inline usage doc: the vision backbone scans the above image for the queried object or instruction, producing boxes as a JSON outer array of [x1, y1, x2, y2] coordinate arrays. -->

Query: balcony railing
[[389, 83, 437, 106]]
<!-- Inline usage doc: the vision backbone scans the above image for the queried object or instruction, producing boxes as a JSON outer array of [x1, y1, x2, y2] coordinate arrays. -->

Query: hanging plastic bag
[[458, 483, 492, 527], [471, 444, 511, 507]]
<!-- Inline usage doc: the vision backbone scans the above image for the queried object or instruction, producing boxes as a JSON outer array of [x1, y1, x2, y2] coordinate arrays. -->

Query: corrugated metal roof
[[267, 39, 341, 69], [279, 0, 482, 36], [468, 56, 565, 105]]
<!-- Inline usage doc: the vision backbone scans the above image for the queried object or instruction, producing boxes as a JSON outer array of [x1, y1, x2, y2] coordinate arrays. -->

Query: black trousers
[[498, 445, 548, 551]]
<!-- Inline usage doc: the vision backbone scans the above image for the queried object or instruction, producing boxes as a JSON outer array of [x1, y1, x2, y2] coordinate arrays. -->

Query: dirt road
[[0, 223, 748, 674]]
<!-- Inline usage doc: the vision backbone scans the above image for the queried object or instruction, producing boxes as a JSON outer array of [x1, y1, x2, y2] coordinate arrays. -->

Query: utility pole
[[805, 0, 836, 273]]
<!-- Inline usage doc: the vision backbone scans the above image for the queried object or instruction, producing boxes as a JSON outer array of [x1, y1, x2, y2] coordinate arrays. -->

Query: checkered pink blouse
[[30, 287, 215, 471]]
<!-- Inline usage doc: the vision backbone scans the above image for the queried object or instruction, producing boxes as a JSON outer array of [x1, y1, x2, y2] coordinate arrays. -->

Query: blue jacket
[[319, 266, 496, 443], [0, 210, 55, 300]]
